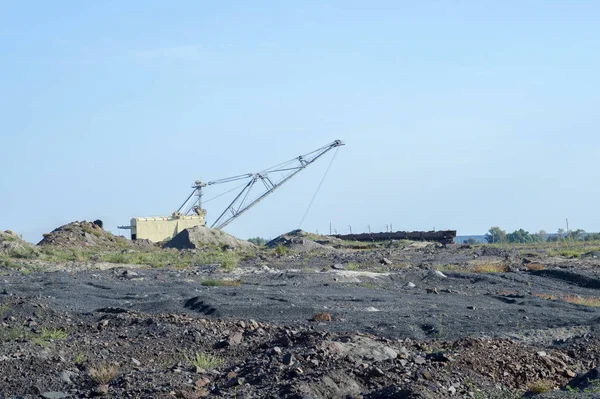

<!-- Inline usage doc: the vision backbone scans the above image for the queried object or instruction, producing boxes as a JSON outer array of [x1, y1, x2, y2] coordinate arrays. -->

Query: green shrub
[[220, 252, 239, 272], [274, 244, 288, 255], [39, 327, 68, 340], [7, 246, 39, 259], [247, 237, 267, 246]]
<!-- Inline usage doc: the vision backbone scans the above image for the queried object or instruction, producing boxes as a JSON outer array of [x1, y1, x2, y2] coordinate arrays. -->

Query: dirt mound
[[267, 229, 332, 252], [163, 225, 254, 250], [0, 230, 39, 258], [37, 221, 154, 250]]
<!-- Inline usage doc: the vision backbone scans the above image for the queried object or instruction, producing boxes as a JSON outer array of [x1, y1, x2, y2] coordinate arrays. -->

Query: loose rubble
[[1, 224, 600, 397]]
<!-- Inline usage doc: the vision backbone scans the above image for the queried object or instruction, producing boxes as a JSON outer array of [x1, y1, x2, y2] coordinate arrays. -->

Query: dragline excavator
[[119, 140, 344, 242]]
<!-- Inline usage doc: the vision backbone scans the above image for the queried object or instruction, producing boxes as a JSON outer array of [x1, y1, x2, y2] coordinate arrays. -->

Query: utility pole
[[329, 222, 332, 235], [385, 224, 389, 232], [566, 218, 569, 233], [367, 225, 371, 233], [349, 225, 352, 234], [390, 223, 393, 232]]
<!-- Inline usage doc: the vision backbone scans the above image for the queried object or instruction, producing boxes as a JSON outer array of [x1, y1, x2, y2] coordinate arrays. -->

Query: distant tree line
[[247, 237, 268, 246], [484, 226, 600, 244]]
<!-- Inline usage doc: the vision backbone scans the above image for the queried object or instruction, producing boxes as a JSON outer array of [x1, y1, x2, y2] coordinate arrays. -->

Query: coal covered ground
[[3, 250, 600, 343], [3, 244, 600, 398]]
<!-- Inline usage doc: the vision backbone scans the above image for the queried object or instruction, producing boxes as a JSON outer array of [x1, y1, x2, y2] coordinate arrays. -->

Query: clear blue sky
[[1, 1, 599, 243]]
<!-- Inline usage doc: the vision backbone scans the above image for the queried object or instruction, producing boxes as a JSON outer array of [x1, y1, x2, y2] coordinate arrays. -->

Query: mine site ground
[[2, 223, 600, 398]]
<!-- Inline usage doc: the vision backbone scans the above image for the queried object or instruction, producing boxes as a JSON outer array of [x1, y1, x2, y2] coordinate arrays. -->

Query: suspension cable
[[297, 147, 340, 229], [203, 181, 250, 204]]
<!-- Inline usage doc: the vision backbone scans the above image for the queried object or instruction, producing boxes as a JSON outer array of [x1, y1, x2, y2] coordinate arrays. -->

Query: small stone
[[283, 353, 294, 366], [380, 258, 393, 265], [422, 371, 433, 380], [398, 347, 410, 359], [564, 369, 576, 378], [93, 384, 109, 396], [332, 263, 346, 270], [405, 282, 416, 288], [42, 393, 72, 399], [426, 352, 451, 362], [430, 270, 447, 278], [27, 386, 42, 395], [272, 346, 282, 355], [57, 370, 73, 384], [537, 351, 547, 357], [131, 357, 141, 366], [195, 376, 210, 388], [175, 389, 207, 399], [228, 332, 243, 346], [448, 386, 456, 394], [413, 356, 426, 365], [226, 377, 243, 387], [467, 306, 476, 310], [226, 371, 237, 379]]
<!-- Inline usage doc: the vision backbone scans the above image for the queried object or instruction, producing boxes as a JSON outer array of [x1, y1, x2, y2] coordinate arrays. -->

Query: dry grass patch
[[472, 263, 509, 273], [312, 312, 332, 322], [562, 295, 600, 307], [497, 290, 522, 297], [527, 263, 545, 271], [437, 263, 509, 273], [88, 363, 119, 385], [533, 292, 558, 301], [528, 379, 555, 394], [435, 264, 464, 272], [533, 293, 600, 307]]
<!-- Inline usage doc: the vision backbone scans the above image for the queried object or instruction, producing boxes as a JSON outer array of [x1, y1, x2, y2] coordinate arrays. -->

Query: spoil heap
[[0, 230, 39, 258], [37, 221, 153, 250], [164, 225, 254, 250], [267, 229, 332, 252]]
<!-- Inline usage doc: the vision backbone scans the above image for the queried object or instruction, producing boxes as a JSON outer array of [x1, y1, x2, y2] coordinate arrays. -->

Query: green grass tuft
[[346, 262, 360, 271], [219, 252, 240, 271], [184, 352, 224, 370], [201, 279, 241, 287]]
